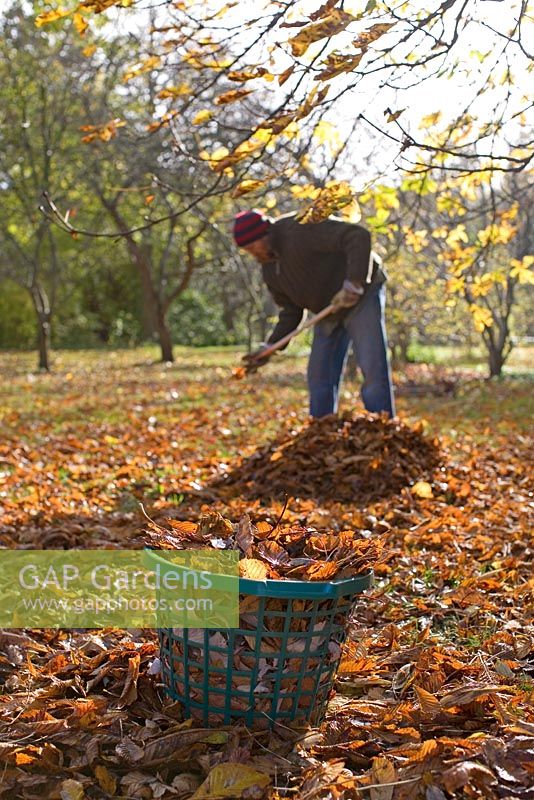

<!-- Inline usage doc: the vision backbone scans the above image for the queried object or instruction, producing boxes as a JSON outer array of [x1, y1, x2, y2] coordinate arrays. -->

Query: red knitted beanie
[[233, 210, 271, 246]]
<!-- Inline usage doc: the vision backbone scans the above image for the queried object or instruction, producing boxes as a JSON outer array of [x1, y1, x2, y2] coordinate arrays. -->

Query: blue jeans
[[307, 284, 395, 418]]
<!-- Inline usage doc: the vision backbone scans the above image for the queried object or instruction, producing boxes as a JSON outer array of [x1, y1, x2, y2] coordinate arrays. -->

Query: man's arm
[[266, 287, 304, 347], [298, 219, 373, 286]]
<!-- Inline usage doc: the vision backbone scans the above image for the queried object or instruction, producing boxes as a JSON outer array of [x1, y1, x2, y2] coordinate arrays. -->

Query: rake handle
[[257, 303, 337, 360]]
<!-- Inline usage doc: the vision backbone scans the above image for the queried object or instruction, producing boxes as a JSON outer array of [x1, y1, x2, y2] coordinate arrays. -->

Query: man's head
[[233, 210, 273, 263]]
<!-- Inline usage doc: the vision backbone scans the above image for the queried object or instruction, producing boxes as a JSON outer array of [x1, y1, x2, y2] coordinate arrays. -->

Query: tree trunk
[[30, 284, 51, 372], [102, 200, 174, 361], [391, 335, 410, 369], [157, 310, 174, 363], [140, 267, 158, 339], [482, 312, 510, 378], [488, 344, 505, 378], [37, 315, 51, 371]]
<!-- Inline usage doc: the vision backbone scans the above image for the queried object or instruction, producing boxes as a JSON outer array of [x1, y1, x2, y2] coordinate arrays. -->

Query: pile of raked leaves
[[213, 413, 441, 503]]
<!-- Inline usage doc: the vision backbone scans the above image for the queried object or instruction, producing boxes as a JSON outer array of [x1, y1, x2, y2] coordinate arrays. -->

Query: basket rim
[[144, 547, 373, 598]]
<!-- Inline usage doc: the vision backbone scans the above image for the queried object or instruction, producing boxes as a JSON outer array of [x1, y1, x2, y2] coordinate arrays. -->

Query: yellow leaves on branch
[[385, 108, 405, 123], [35, 8, 73, 26], [36, 0, 125, 27], [470, 273, 505, 298], [262, 85, 330, 135], [443, 246, 477, 276], [157, 84, 192, 100], [316, 51, 363, 81], [182, 49, 232, 71], [79, 0, 128, 13], [469, 304, 493, 332], [79, 118, 126, 143], [214, 88, 254, 105], [231, 180, 267, 198], [73, 12, 89, 35], [359, 184, 400, 210], [510, 255, 534, 284], [146, 110, 179, 132], [288, 10, 356, 57], [352, 22, 395, 50], [227, 68, 272, 83], [204, 141, 256, 173], [477, 220, 517, 247], [202, 84, 329, 177], [291, 183, 322, 200], [437, 193, 467, 217], [403, 227, 429, 253], [447, 275, 465, 294], [262, 112, 296, 136], [295, 180, 356, 223], [297, 20, 394, 83], [313, 119, 342, 155], [124, 56, 161, 82], [203, 146, 230, 164], [278, 64, 295, 85], [420, 111, 442, 129], [192, 110, 213, 125]]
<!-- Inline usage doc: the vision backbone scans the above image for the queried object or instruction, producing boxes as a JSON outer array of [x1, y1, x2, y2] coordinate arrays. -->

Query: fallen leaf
[[191, 763, 271, 799], [60, 780, 85, 800]]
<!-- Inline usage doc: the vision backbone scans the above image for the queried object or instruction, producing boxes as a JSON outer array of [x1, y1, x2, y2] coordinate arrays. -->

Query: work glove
[[241, 344, 272, 374], [330, 280, 364, 311]]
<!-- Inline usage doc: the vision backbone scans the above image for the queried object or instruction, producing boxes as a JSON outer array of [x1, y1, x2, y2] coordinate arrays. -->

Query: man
[[233, 209, 395, 418]]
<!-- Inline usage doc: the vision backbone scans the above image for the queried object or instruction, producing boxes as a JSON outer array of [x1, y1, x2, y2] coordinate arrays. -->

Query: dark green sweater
[[262, 214, 384, 344]]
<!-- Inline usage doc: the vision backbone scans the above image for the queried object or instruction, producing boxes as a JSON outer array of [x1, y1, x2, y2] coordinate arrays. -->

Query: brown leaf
[[115, 737, 144, 764], [440, 684, 509, 708], [235, 514, 255, 557], [289, 10, 356, 57], [190, 762, 271, 799], [214, 88, 254, 105], [414, 685, 441, 717], [117, 653, 140, 707], [442, 761, 496, 793], [60, 780, 85, 800], [256, 540, 290, 567], [352, 23, 396, 50], [370, 756, 396, 800], [94, 765, 117, 795], [239, 559, 269, 580]]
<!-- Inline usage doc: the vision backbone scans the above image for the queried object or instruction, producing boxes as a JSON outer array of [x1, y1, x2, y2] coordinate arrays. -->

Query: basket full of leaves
[[145, 510, 378, 730]]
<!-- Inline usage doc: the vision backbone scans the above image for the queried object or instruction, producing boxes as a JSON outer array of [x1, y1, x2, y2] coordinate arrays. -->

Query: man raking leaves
[[233, 209, 395, 417]]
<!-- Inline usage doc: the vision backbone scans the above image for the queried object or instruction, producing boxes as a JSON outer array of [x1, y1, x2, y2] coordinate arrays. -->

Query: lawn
[[0, 346, 532, 799]]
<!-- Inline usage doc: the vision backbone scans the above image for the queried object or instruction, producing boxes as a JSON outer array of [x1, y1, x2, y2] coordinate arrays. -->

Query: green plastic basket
[[146, 548, 373, 730]]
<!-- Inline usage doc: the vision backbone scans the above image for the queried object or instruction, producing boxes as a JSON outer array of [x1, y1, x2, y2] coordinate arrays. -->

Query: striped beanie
[[233, 210, 271, 247]]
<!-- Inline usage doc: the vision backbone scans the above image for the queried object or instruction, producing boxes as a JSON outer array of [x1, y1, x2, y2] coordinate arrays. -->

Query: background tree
[[0, 4, 89, 369], [37, 0, 533, 229]]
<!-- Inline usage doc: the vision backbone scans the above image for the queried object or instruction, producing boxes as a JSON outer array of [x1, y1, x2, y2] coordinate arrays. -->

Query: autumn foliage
[[0, 351, 532, 798]]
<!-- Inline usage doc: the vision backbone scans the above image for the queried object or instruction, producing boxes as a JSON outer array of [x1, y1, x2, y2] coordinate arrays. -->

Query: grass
[[1, 345, 532, 438], [405, 342, 533, 373]]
